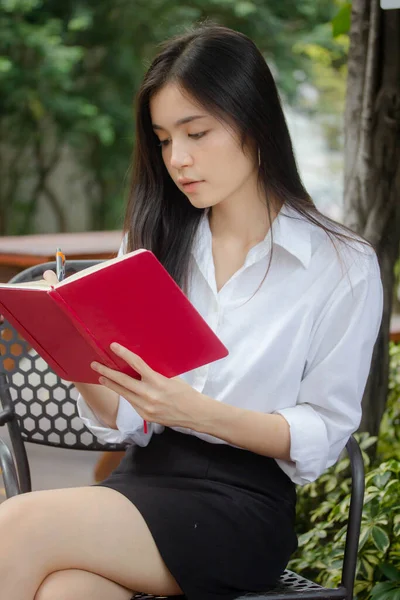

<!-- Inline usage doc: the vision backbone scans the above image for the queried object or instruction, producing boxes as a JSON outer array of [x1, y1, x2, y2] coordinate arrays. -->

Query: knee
[[0, 492, 45, 535], [35, 571, 88, 600], [35, 572, 73, 600]]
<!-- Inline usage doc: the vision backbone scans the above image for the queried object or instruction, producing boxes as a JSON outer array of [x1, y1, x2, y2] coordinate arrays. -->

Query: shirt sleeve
[[75, 232, 159, 448], [275, 249, 383, 485], [76, 394, 157, 447]]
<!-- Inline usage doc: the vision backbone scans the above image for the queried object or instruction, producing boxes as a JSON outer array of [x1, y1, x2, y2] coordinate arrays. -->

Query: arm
[[199, 251, 383, 483], [194, 401, 291, 460], [73, 383, 119, 429], [89, 247, 382, 480]]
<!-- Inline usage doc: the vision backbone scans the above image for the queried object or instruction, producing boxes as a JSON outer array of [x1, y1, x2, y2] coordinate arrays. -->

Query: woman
[[0, 23, 383, 600]]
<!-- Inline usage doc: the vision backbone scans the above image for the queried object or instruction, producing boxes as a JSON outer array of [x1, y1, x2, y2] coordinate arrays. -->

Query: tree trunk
[[343, 0, 400, 436]]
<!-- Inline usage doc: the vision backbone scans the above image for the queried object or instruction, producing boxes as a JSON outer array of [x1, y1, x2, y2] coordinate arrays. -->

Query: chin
[[186, 198, 213, 210]]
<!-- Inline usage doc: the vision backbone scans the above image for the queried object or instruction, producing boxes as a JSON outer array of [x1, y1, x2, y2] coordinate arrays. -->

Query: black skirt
[[97, 428, 298, 600]]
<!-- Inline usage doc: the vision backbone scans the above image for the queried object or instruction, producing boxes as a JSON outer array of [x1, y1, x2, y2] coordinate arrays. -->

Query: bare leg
[[35, 569, 134, 600], [0, 486, 182, 600]]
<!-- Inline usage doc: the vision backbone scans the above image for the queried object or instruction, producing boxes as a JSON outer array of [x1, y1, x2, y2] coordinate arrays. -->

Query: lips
[[180, 180, 204, 193], [178, 178, 202, 185]]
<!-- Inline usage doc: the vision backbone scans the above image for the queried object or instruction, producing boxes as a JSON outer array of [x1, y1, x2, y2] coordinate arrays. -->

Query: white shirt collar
[[192, 203, 312, 271]]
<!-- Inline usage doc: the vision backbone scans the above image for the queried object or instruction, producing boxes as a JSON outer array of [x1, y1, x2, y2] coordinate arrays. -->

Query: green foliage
[[293, 1, 352, 150], [0, 0, 349, 234], [378, 343, 400, 461], [289, 343, 400, 600], [332, 2, 352, 37]]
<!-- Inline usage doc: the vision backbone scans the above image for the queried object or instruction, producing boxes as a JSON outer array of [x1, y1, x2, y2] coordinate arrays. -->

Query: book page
[[0, 248, 147, 291], [0, 280, 50, 290], [55, 248, 147, 287]]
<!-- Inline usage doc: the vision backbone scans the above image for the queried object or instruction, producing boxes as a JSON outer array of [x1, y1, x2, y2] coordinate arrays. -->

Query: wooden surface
[[0, 230, 122, 281]]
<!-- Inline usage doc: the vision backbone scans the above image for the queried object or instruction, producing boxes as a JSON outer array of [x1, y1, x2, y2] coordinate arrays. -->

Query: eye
[[158, 139, 170, 148], [189, 131, 207, 140]]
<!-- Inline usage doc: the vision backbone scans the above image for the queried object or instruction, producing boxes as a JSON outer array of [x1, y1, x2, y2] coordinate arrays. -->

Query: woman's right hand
[[0, 270, 59, 326]]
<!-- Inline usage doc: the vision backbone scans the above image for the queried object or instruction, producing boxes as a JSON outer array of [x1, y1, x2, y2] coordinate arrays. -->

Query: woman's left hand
[[91, 342, 207, 429]]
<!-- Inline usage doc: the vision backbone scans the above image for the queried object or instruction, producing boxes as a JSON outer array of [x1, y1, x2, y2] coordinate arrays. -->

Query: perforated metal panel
[[0, 320, 124, 451], [0, 260, 125, 451], [131, 570, 345, 600]]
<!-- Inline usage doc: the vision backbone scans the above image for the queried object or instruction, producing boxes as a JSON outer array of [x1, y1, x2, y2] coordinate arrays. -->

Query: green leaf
[[380, 564, 400, 582], [371, 581, 400, 600], [68, 13, 92, 32], [234, 1, 257, 17], [0, 57, 12, 72], [372, 526, 391, 553], [374, 471, 392, 489], [332, 3, 352, 38], [0, 0, 40, 11], [359, 524, 372, 550]]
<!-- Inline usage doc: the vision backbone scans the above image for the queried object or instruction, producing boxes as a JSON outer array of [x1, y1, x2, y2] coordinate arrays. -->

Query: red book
[[0, 250, 229, 383]]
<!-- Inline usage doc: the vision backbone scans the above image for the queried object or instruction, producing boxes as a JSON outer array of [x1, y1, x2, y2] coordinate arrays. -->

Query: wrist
[[192, 392, 240, 438]]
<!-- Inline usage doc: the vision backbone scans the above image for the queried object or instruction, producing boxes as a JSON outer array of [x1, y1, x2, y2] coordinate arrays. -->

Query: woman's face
[[150, 83, 258, 210]]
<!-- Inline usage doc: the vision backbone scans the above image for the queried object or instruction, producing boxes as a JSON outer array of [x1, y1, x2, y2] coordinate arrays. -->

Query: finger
[[43, 270, 59, 284], [110, 343, 157, 379], [91, 361, 147, 396], [98, 376, 150, 420]]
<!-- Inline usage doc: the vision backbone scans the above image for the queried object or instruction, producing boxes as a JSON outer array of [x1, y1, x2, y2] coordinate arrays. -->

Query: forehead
[[150, 84, 209, 127]]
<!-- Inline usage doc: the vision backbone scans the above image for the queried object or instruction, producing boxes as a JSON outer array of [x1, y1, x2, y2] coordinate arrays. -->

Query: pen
[[56, 247, 66, 282]]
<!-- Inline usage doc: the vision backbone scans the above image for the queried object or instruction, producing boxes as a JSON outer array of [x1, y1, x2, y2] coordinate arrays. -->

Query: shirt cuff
[[115, 396, 155, 447], [274, 404, 330, 485], [76, 394, 127, 445], [76, 394, 154, 447]]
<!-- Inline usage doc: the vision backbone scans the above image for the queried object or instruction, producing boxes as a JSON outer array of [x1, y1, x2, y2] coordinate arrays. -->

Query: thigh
[[35, 569, 134, 600], [2, 486, 182, 596]]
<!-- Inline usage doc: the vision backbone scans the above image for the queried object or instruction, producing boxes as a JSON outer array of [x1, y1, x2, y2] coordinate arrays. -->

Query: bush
[[288, 343, 400, 600]]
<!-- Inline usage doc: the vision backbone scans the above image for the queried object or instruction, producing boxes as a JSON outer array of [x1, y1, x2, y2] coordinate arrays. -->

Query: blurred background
[[1, 2, 400, 595], [0, 0, 350, 236]]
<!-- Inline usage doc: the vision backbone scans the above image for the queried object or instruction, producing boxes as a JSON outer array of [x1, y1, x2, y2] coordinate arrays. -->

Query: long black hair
[[124, 22, 367, 293]]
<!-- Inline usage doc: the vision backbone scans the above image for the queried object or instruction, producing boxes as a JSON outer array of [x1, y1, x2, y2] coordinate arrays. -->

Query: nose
[[169, 141, 193, 170]]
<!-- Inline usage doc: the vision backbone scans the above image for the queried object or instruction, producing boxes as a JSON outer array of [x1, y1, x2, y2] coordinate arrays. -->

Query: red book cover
[[0, 250, 229, 383]]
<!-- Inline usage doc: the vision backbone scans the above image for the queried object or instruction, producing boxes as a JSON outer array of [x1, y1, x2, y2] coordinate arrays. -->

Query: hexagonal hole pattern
[[25, 417, 35, 432], [54, 417, 68, 432], [64, 432, 78, 446], [61, 401, 75, 417], [28, 372, 41, 387], [1, 313, 124, 451], [39, 417, 51, 432], [35, 357, 47, 372], [10, 343, 23, 357], [30, 402, 42, 417], [21, 388, 33, 402], [20, 360, 31, 373], [44, 371, 58, 387], [15, 404, 27, 417], [46, 402, 58, 417], [12, 372, 24, 387]]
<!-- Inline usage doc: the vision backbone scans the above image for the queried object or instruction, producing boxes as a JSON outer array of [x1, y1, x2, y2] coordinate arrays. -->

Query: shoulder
[[304, 210, 380, 286]]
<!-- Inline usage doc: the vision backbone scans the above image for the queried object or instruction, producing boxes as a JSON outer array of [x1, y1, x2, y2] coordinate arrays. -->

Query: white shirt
[[77, 204, 383, 485]]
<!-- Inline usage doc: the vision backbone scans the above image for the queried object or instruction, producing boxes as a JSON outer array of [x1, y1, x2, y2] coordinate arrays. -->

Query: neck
[[209, 191, 281, 249]]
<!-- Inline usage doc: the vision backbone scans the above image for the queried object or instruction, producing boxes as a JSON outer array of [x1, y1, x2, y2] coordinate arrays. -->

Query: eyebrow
[[152, 115, 207, 131]]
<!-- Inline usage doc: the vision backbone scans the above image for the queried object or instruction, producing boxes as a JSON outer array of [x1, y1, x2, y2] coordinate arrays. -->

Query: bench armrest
[[0, 435, 20, 497]]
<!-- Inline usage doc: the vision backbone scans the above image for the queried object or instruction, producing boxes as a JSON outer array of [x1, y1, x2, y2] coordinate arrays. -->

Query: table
[[0, 230, 122, 282]]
